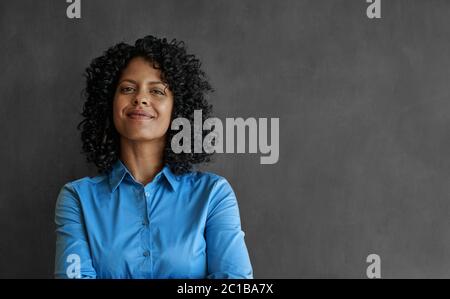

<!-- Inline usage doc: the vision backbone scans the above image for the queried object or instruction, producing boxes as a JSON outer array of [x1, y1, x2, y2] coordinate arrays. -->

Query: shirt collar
[[109, 159, 179, 193]]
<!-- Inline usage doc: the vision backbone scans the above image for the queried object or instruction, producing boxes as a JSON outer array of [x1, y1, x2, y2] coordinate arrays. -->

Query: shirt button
[[145, 192, 150, 197], [143, 250, 150, 257], [142, 219, 149, 226]]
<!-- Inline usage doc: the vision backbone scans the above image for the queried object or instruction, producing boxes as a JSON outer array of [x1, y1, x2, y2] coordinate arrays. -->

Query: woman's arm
[[54, 183, 97, 278], [205, 177, 253, 279]]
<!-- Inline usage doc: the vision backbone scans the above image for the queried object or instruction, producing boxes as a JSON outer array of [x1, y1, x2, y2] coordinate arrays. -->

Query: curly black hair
[[77, 35, 214, 175]]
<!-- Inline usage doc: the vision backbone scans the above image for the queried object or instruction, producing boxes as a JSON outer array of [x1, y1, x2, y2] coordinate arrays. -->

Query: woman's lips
[[127, 110, 155, 120]]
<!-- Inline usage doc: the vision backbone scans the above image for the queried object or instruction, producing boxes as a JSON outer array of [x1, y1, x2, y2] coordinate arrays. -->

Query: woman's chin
[[123, 133, 165, 143]]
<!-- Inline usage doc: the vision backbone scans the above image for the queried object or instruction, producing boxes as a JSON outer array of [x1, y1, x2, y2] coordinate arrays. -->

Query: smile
[[126, 110, 156, 120], [127, 113, 154, 120]]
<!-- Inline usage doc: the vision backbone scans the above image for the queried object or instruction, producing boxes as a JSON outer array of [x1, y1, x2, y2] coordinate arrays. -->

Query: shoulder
[[179, 170, 233, 189], [56, 173, 109, 202], [177, 170, 237, 203], [183, 172, 241, 221], [70, 173, 109, 187]]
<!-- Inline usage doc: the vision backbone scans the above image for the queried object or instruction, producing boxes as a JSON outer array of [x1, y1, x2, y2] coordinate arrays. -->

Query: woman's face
[[113, 57, 174, 143]]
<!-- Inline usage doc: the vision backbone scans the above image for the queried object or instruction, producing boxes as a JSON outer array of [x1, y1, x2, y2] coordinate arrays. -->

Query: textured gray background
[[1, 0, 450, 278]]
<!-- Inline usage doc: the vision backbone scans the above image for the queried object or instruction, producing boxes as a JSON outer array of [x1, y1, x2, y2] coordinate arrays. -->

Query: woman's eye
[[150, 89, 165, 95], [121, 87, 135, 93]]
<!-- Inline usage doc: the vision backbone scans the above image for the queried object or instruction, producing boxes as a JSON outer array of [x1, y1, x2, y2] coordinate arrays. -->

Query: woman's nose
[[133, 95, 148, 105], [134, 98, 148, 105]]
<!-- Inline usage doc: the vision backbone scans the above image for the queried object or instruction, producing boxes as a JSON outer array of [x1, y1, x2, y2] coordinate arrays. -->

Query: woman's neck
[[119, 137, 165, 186]]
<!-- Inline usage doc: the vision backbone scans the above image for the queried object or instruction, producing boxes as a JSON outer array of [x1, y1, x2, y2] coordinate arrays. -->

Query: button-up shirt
[[54, 159, 253, 278]]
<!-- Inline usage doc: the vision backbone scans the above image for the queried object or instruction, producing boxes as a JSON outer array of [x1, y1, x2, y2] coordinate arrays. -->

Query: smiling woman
[[54, 35, 253, 279], [113, 57, 174, 157]]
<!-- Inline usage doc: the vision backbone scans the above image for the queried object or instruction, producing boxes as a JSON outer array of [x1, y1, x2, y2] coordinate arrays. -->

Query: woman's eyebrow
[[147, 81, 166, 86], [119, 79, 165, 86], [119, 79, 137, 84]]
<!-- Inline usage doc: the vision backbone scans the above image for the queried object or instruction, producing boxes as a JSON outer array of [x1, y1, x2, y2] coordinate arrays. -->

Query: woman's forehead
[[121, 57, 162, 80]]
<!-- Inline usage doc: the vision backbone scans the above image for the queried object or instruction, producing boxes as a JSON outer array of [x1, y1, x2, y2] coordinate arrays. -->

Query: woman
[[54, 35, 253, 279]]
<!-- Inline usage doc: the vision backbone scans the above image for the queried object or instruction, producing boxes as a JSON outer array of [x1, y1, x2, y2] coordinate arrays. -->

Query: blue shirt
[[54, 159, 253, 279]]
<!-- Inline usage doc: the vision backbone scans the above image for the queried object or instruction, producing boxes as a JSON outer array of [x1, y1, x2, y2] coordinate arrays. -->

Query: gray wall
[[1, 0, 450, 278]]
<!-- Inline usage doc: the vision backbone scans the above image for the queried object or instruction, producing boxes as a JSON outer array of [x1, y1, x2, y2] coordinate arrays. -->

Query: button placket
[[141, 184, 155, 273], [143, 189, 150, 226], [140, 186, 151, 259]]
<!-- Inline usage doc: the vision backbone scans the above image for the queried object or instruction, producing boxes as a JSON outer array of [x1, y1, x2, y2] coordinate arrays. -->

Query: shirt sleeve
[[205, 177, 253, 279], [54, 183, 97, 278]]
